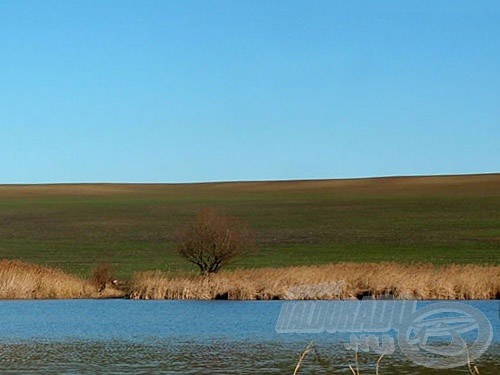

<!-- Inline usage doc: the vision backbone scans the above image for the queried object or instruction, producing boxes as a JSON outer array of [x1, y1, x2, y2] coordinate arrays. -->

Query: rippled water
[[0, 300, 498, 374]]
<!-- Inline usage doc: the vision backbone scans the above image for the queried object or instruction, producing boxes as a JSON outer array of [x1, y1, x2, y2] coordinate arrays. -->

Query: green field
[[0, 174, 498, 279]]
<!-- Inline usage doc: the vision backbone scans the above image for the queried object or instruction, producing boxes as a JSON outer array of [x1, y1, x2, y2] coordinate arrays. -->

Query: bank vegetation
[[0, 260, 124, 299], [130, 262, 499, 300]]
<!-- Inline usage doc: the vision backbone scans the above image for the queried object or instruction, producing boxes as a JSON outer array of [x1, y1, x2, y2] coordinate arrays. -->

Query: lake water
[[0, 300, 498, 374]]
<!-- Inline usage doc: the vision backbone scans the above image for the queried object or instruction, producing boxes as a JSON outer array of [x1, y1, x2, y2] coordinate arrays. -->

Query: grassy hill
[[0, 174, 498, 278]]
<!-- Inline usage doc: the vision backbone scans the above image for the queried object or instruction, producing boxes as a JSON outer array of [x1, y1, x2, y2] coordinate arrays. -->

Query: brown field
[[1, 174, 498, 198], [130, 262, 500, 300], [0, 259, 124, 299]]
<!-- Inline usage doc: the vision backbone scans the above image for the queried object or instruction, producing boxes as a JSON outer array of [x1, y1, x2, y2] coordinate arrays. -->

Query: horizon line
[[1, 171, 498, 187]]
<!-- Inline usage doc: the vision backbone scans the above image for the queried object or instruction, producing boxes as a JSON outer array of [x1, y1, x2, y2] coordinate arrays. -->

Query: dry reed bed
[[0, 259, 124, 299], [130, 263, 500, 300]]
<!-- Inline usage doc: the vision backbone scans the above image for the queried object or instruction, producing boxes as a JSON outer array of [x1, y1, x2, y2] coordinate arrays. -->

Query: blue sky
[[1, 1, 499, 183]]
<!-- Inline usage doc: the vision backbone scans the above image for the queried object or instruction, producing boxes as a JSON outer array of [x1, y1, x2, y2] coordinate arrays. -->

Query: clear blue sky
[[1, 1, 499, 183]]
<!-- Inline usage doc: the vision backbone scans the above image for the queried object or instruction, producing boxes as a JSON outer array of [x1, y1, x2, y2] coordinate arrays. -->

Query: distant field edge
[[0, 172, 499, 187]]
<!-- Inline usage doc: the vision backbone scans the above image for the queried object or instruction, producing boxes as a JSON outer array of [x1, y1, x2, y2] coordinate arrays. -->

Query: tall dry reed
[[0, 259, 124, 299], [130, 263, 500, 300]]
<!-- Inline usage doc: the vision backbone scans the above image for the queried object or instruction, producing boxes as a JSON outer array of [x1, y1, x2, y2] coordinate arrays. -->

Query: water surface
[[0, 300, 498, 374]]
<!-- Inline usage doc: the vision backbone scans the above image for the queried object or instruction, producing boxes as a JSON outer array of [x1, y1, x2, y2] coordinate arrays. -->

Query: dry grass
[[1, 259, 498, 301], [130, 263, 500, 300], [294, 342, 481, 375], [0, 259, 124, 299]]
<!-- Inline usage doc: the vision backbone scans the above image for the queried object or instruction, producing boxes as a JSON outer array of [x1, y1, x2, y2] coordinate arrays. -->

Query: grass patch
[[0, 174, 498, 278]]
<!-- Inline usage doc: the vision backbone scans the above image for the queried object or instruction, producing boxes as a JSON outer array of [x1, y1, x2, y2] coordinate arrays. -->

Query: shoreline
[[1, 259, 498, 301], [130, 263, 499, 301]]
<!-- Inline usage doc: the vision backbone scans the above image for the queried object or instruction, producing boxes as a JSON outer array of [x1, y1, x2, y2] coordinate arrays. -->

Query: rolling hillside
[[0, 174, 498, 278]]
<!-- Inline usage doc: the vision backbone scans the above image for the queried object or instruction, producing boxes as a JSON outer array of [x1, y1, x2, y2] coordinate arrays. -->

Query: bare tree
[[175, 208, 254, 274], [90, 263, 115, 292]]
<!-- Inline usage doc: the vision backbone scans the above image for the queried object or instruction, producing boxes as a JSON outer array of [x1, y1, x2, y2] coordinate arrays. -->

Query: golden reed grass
[[130, 263, 500, 300], [0, 259, 124, 299]]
